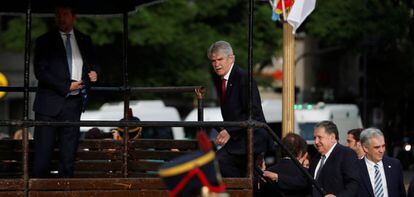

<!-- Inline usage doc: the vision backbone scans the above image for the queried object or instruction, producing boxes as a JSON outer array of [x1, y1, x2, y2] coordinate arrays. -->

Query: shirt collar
[[60, 29, 74, 36], [222, 63, 234, 81], [364, 156, 383, 168], [324, 142, 337, 159]]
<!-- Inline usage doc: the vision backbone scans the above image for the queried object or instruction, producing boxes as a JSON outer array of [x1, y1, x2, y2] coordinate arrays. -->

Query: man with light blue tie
[[33, 2, 99, 178], [357, 128, 406, 197]]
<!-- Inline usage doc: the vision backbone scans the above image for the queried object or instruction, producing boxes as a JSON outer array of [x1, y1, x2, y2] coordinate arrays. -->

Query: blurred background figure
[[84, 127, 112, 139], [408, 176, 414, 197], [259, 133, 309, 197], [0, 132, 10, 140], [13, 129, 33, 140], [112, 108, 142, 141], [346, 128, 365, 159]]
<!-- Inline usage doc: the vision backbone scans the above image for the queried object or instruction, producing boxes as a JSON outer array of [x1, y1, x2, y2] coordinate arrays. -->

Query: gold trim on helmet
[[159, 151, 215, 177]]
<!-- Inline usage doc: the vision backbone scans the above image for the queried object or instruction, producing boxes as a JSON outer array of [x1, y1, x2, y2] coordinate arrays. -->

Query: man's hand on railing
[[215, 129, 230, 146]]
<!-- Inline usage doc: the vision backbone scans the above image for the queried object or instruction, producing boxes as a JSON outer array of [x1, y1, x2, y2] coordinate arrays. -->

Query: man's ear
[[361, 144, 368, 153], [329, 133, 336, 142]]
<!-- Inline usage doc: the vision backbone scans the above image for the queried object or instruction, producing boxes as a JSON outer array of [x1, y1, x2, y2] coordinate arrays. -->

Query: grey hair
[[207, 40, 233, 59], [360, 128, 384, 146], [314, 120, 339, 140]]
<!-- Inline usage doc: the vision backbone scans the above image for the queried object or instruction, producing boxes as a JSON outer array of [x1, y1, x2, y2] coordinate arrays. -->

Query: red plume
[[196, 130, 212, 152]]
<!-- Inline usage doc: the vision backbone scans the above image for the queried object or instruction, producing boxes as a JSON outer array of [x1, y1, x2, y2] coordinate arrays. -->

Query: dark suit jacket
[[357, 156, 406, 197], [309, 144, 360, 197], [261, 158, 309, 197], [213, 65, 273, 154], [33, 29, 98, 116], [408, 176, 414, 197]]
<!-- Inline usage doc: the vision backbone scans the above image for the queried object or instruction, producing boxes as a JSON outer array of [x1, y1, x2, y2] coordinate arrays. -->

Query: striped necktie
[[374, 164, 384, 197]]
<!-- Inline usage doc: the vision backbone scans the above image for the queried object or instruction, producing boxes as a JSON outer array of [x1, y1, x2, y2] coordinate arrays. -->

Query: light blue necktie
[[65, 33, 72, 77], [374, 164, 384, 197], [65, 33, 80, 95]]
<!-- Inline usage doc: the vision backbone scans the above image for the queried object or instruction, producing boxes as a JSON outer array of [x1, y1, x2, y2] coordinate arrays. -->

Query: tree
[[0, 0, 282, 104], [305, 0, 414, 134]]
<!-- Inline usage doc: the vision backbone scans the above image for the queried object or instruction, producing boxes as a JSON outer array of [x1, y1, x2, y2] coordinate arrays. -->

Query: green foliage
[[306, 0, 410, 48], [0, 0, 282, 101], [0, 17, 47, 52]]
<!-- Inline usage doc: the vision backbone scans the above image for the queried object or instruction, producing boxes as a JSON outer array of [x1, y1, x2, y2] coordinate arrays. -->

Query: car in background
[[184, 100, 363, 146], [81, 100, 185, 140]]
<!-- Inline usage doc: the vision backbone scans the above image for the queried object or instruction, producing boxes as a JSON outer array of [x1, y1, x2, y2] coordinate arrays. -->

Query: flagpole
[[281, 4, 295, 138]]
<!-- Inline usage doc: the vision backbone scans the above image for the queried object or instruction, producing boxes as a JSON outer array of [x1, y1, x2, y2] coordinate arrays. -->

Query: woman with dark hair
[[260, 133, 309, 197]]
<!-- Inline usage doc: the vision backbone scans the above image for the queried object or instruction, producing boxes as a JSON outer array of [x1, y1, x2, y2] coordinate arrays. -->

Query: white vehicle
[[184, 99, 292, 139], [184, 100, 362, 145], [295, 103, 363, 145], [81, 100, 185, 139]]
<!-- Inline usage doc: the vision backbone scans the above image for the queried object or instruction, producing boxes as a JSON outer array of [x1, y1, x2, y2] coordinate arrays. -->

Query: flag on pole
[[270, 0, 294, 21], [287, 0, 316, 33]]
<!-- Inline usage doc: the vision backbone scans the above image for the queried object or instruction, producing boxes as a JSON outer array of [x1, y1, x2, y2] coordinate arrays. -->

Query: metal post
[[195, 87, 206, 122], [247, 0, 254, 181], [122, 11, 130, 178], [282, 22, 295, 137], [23, 0, 32, 196]]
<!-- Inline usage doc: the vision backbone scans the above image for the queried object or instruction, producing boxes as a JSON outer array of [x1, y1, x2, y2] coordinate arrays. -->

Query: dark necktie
[[221, 78, 226, 103], [65, 33, 72, 76], [315, 155, 326, 180]]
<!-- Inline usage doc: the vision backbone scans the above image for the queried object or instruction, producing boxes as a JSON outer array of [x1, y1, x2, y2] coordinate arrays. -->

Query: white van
[[295, 103, 363, 145], [184, 100, 362, 145], [184, 99, 291, 139], [81, 100, 185, 139]]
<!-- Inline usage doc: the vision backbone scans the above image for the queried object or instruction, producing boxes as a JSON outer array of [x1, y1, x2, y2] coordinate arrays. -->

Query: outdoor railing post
[[122, 10, 130, 178], [195, 87, 206, 122], [23, 0, 32, 196], [247, 0, 254, 183]]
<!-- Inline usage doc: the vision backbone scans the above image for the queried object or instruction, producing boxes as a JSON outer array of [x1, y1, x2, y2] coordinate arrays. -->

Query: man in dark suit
[[309, 121, 359, 197], [358, 128, 406, 197], [207, 40, 273, 177], [261, 133, 309, 197], [33, 3, 99, 178]]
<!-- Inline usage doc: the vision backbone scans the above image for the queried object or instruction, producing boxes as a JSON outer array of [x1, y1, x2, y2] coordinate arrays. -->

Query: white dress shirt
[[60, 30, 83, 81], [364, 157, 389, 197], [314, 143, 337, 179], [222, 63, 234, 88]]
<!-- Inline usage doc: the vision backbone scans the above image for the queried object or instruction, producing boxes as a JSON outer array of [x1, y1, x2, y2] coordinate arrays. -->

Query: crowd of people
[[207, 40, 410, 197], [22, 2, 412, 196], [253, 121, 408, 197]]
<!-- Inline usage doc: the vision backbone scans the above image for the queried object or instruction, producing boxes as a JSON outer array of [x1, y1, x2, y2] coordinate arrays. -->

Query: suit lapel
[[309, 154, 321, 177], [382, 157, 392, 194], [226, 65, 237, 100], [317, 144, 340, 181], [359, 159, 375, 196], [74, 30, 85, 61]]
